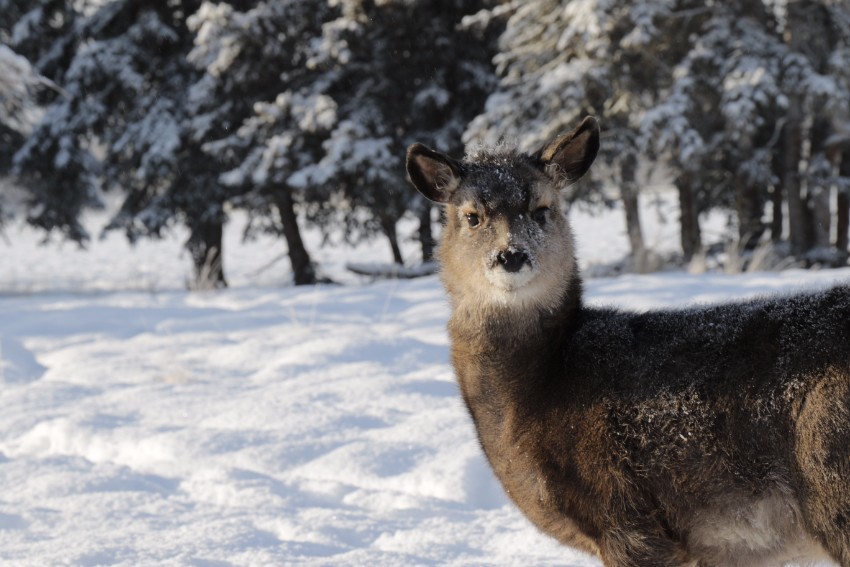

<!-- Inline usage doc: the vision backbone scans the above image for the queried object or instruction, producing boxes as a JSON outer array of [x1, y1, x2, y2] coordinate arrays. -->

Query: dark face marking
[[452, 153, 544, 216]]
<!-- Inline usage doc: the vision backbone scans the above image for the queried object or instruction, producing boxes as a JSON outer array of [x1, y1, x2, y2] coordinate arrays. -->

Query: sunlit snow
[[0, 200, 845, 566]]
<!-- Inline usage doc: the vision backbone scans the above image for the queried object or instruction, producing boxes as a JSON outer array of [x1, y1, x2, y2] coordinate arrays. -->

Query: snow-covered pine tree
[[10, 98, 102, 245], [0, 43, 33, 229], [465, 0, 681, 272], [195, 0, 499, 269], [1, 3, 101, 243], [782, 0, 850, 263], [479, 0, 850, 268], [0, 5, 31, 191], [644, 0, 850, 265], [93, 0, 233, 288], [186, 0, 336, 285], [11, 0, 236, 287], [0, 100, 24, 231], [2, 0, 80, 82], [642, 2, 788, 259], [293, 0, 501, 265]]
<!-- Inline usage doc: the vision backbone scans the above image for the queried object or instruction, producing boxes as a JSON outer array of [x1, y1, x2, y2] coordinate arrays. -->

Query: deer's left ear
[[532, 116, 600, 185], [406, 143, 463, 204]]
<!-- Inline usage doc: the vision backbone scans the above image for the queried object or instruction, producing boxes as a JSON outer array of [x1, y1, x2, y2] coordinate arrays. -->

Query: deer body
[[406, 118, 850, 567]]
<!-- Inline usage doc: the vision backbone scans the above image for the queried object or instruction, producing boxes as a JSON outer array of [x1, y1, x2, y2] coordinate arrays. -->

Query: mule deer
[[406, 117, 850, 567]]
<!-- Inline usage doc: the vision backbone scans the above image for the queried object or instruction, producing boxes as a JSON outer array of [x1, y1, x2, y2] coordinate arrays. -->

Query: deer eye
[[532, 207, 549, 225], [465, 212, 480, 228]]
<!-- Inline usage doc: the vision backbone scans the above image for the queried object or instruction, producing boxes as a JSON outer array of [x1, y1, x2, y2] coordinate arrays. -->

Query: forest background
[[2, 0, 850, 288]]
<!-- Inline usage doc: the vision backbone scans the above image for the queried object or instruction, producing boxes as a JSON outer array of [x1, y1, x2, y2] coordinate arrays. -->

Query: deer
[[405, 116, 850, 567]]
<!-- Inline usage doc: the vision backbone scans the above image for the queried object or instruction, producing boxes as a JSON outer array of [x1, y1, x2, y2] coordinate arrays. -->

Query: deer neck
[[445, 271, 595, 547], [446, 270, 583, 411], [447, 270, 582, 355]]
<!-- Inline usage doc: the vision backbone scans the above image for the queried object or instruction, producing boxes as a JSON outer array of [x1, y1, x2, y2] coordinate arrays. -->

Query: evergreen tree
[[782, 0, 850, 261], [476, 0, 850, 268], [465, 0, 680, 271], [642, 2, 787, 258], [0, 44, 34, 218], [296, 0, 501, 265], [186, 0, 334, 285], [195, 0, 500, 269], [644, 0, 850, 263], [10, 0, 235, 287], [1, 2, 100, 243]]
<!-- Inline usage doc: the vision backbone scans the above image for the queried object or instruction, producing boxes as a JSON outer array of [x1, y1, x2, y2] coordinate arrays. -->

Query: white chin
[[485, 268, 538, 298]]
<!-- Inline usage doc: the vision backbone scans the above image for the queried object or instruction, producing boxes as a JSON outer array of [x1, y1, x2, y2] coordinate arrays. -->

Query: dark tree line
[[2, 0, 850, 287], [0, 0, 501, 287], [470, 0, 850, 270]]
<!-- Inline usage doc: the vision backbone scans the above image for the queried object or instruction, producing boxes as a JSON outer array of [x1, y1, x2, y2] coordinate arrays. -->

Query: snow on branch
[[0, 44, 48, 134]]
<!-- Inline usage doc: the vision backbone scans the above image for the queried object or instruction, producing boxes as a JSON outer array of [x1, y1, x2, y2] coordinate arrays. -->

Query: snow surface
[[1, 198, 846, 566]]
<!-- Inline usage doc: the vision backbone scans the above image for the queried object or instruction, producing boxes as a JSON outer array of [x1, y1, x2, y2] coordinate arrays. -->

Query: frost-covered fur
[[406, 117, 850, 567]]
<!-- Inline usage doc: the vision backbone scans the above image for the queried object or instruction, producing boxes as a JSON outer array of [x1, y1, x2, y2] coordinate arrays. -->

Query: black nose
[[496, 249, 528, 273]]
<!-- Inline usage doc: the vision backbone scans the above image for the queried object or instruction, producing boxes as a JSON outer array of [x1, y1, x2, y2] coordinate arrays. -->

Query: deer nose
[[496, 249, 528, 273]]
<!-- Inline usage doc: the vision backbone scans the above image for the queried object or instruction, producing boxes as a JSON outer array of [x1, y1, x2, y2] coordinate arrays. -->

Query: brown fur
[[406, 117, 850, 567]]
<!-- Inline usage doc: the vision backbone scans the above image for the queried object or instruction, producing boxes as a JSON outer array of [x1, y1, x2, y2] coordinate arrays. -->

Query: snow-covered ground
[[1, 195, 847, 566]]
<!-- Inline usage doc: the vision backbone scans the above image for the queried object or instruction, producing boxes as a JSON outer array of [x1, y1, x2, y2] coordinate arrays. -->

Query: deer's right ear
[[406, 143, 463, 204]]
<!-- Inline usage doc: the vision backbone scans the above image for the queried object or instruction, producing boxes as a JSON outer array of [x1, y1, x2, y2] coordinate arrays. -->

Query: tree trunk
[[381, 216, 404, 265], [837, 190, 849, 262], [770, 135, 785, 243], [784, 98, 808, 258], [274, 189, 316, 286], [734, 175, 766, 251], [676, 173, 701, 262], [809, 182, 831, 249], [620, 154, 648, 272], [770, 185, 783, 243], [187, 217, 227, 290], [808, 120, 833, 251], [417, 201, 435, 263], [836, 148, 850, 262], [784, 2, 820, 259]]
